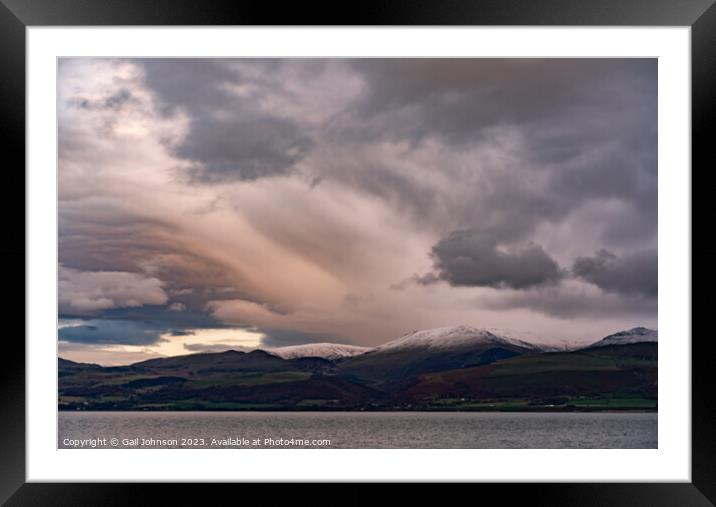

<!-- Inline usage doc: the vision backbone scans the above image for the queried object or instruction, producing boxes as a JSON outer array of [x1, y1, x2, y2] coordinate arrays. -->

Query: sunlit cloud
[[59, 327, 265, 366]]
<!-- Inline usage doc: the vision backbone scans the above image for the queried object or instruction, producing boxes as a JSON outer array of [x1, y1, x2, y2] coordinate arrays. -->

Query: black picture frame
[[2, 0, 713, 504]]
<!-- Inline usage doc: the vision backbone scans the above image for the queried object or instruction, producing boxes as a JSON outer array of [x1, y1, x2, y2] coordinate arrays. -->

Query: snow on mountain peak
[[241, 325, 656, 359], [589, 327, 658, 348], [375, 325, 538, 352], [265, 343, 371, 360]]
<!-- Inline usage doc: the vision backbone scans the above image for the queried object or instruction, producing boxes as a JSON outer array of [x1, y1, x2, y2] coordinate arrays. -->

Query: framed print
[[3, 0, 715, 504]]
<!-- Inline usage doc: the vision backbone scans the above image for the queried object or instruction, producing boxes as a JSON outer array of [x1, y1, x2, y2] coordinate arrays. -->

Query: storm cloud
[[59, 319, 165, 345], [573, 248, 658, 298], [58, 304, 237, 347], [58, 58, 658, 363], [345, 59, 655, 147], [426, 230, 564, 289], [137, 59, 313, 182]]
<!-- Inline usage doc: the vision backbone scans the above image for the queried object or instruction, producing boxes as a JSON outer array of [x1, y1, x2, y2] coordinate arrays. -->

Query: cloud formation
[[58, 319, 165, 345], [573, 248, 658, 298], [479, 279, 657, 320], [59, 265, 168, 314], [58, 58, 658, 363], [137, 59, 314, 182], [425, 230, 564, 289]]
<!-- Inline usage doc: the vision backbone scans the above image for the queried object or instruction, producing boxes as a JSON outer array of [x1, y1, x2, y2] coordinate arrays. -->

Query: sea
[[58, 411, 657, 449]]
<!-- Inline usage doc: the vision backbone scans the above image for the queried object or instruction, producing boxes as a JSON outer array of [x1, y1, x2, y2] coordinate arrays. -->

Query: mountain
[[132, 349, 289, 373], [396, 341, 657, 410], [374, 325, 541, 351], [58, 357, 101, 369], [339, 325, 538, 388], [58, 357, 102, 376], [586, 327, 658, 348], [59, 349, 380, 410], [266, 343, 371, 360], [58, 325, 658, 411]]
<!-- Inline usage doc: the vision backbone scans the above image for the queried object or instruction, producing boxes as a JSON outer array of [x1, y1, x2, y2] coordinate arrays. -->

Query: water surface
[[59, 411, 657, 449]]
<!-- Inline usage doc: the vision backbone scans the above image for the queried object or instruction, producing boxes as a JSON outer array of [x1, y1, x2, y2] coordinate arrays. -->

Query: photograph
[[3, 0, 709, 500], [57, 57, 658, 450]]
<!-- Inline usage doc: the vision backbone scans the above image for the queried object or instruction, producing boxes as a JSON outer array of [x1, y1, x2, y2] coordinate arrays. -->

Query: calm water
[[58, 411, 657, 449]]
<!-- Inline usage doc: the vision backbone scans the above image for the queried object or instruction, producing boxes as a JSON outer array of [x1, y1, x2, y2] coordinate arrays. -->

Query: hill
[[396, 342, 657, 410], [586, 327, 658, 348], [338, 326, 538, 389], [267, 343, 370, 360], [58, 326, 657, 411], [59, 349, 381, 410]]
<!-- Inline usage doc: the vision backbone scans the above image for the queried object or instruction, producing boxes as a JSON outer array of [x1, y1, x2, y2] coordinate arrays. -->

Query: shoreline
[[59, 407, 658, 413]]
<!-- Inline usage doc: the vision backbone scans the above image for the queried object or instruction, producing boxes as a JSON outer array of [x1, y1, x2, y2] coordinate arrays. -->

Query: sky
[[58, 58, 657, 365]]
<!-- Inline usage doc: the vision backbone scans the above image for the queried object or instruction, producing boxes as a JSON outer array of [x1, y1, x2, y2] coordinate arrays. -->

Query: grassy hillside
[[59, 343, 657, 411], [59, 350, 381, 410], [338, 344, 527, 389], [396, 343, 657, 410]]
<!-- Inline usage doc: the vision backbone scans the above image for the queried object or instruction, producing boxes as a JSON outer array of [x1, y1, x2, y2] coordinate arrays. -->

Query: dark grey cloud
[[100, 305, 228, 329], [58, 304, 231, 345], [170, 329, 194, 336], [59, 319, 164, 345], [426, 229, 564, 289], [344, 58, 656, 147], [312, 59, 658, 253], [58, 304, 243, 345], [137, 59, 239, 112], [417, 230, 656, 303], [69, 88, 135, 111], [136, 59, 313, 182], [546, 136, 657, 246], [480, 284, 658, 319], [549, 145, 641, 202], [573, 248, 658, 298], [179, 112, 312, 183]]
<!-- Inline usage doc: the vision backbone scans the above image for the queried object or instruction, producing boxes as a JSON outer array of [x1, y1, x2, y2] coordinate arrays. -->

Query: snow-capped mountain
[[265, 343, 371, 360], [587, 327, 658, 348], [241, 325, 656, 362], [374, 325, 540, 352], [486, 327, 544, 347], [339, 325, 543, 385]]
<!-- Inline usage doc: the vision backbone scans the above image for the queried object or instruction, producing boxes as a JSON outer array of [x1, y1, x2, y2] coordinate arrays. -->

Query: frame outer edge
[[0, 0, 715, 26], [2, 0, 715, 504], [0, 0, 27, 505], [691, 1, 716, 504]]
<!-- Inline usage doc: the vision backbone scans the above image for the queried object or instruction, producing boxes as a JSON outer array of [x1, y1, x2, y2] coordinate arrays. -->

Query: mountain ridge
[[59, 325, 659, 367], [58, 325, 658, 412], [266, 342, 371, 360], [374, 325, 543, 352], [586, 327, 658, 348]]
